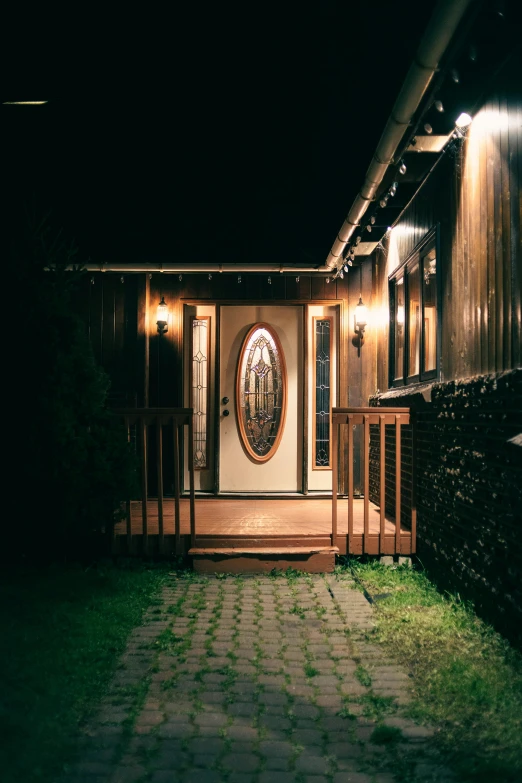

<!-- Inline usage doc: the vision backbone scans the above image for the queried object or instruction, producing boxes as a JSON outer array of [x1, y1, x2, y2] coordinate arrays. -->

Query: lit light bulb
[[326, 277, 330, 284], [208, 273, 212, 280], [434, 100, 444, 113], [399, 160, 407, 175], [178, 274, 183, 281], [455, 112, 472, 129], [424, 123, 433, 134], [370, 215, 376, 225], [238, 275, 241, 284]]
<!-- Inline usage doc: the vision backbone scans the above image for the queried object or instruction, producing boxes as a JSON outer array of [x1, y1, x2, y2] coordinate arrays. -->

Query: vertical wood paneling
[[510, 93, 521, 368], [372, 66, 520, 389], [500, 94, 512, 368]]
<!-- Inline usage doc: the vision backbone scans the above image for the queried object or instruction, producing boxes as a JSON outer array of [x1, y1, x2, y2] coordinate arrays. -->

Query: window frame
[[388, 229, 440, 387]]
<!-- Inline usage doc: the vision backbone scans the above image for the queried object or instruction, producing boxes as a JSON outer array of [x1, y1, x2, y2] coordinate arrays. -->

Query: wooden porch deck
[[113, 497, 412, 556]]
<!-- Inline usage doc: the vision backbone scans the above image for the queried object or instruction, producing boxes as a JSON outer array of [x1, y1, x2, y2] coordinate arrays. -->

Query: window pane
[[422, 249, 437, 373], [394, 278, 405, 380], [192, 318, 209, 469], [237, 324, 286, 462], [408, 264, 420, 377], [314, 319, 331, 467]]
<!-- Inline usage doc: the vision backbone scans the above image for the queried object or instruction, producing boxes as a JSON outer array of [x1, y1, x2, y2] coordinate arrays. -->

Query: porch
[[114, 496, 412, 560], [112, 407, 415, 572]]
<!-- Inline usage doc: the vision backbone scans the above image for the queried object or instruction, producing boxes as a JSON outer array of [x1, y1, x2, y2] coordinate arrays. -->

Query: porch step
[[188, 546, 339, 574]]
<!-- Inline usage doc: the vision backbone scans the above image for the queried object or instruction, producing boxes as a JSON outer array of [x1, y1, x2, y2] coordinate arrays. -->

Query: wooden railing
[[113, 408, 195, 555], [331, 407, 416, 554]]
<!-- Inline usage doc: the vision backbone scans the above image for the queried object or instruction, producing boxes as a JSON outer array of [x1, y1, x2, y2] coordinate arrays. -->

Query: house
[[71, 0, 520, 639]]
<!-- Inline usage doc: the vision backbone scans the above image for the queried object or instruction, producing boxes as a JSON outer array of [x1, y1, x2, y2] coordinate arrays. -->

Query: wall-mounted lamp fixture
[[454, 112, 473, 138], [353, 295, 368, 357], [156, 296, 169, 335], [354, 296, 368, 337]]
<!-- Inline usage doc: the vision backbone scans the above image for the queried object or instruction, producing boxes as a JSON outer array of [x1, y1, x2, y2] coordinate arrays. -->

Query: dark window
[[389, 233, 438, 385]]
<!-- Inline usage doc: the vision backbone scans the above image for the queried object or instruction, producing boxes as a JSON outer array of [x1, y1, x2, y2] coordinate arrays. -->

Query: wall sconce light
[[156, 296, 169, 335], [354, 296, 368, 337], [353, 295, 368, 357], [454, 112, 473, 138]]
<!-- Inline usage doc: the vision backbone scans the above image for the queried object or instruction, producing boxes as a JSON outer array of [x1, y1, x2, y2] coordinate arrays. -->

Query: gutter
[[76, 262, 332, 274], [325, 0, 473, 271]]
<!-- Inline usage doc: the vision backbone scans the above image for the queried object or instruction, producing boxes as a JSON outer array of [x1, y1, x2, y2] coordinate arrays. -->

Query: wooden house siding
[[373, 60, 520, 392]]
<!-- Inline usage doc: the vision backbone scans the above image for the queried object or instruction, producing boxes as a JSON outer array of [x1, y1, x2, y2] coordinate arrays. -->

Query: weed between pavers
[[354, 664, 372, 687]]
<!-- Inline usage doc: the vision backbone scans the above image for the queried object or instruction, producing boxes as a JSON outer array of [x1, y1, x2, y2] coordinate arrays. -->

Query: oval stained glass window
[[236, 322, 287, 463]]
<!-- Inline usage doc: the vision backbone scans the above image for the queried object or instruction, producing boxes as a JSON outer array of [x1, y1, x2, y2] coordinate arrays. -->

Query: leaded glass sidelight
[[190, 317, 210, 469], [236, 323, 287, 462], [313, 318, 332, 468]]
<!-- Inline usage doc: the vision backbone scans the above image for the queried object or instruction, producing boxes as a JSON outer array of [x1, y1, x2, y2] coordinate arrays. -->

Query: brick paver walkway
[[62, 574, 454, 783]]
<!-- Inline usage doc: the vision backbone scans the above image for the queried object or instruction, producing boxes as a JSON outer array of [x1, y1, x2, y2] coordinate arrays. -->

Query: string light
[[379, 195, 388, 208], [178, 274, 183, 281], [355, 235, 362, 245], [399, 160, 407, 175], [120, 275, 124, 283], [434, 100, 444, 113], [238, 275, 241, 284], [296, 276, 300, 282], [268, 276, 272, 284], [326, 277, 330, 284], [208, 273, 212, 280], [424, 123, 433, 134]]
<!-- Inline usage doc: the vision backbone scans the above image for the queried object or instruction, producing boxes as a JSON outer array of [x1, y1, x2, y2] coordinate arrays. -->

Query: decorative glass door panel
[[236, 323, 287, 463]]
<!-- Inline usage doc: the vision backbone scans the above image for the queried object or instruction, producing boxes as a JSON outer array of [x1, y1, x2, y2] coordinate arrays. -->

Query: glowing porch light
[[156, 296, 169, 335], [455, 112, 473, 129], [354, 296, 368, 334]]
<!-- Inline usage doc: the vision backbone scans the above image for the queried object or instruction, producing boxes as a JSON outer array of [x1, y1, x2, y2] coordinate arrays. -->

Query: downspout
[[325, 0, 473, 271]]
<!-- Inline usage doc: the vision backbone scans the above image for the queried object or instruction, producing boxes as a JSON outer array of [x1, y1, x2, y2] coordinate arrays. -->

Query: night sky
[[5, 2, 437, 267]]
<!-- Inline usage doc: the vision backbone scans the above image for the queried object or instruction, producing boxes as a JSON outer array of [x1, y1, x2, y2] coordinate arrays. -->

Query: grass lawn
[[336, 558, 522, 782], [0, 561, 169, 783]]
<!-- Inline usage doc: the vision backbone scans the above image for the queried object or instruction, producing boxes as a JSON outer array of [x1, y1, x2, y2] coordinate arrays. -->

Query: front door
[[219, 305, 303, 492]]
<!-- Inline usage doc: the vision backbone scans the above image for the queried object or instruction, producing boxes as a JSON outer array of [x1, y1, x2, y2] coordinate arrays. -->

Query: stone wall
[[370, 369, 522, 647]]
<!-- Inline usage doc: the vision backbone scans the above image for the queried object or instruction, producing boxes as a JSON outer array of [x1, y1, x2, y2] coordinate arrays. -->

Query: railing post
[[125, 416, 132, 555], [363, 414, 370, 554], [140, 415, 148, 556], [348, 415, 354, 554], [331, 417, 338, 548], [379, 414, 386, 554], [188, 414, 196, 548], [395, 414, 402, 554], [156, 416, 164, 555], [411, 410, 417, 553], [173, 420, 181, 556]]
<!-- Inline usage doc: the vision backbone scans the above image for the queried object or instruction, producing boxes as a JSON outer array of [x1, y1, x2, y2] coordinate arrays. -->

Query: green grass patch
[[0, 562, 169, 783], [370, 725, 402, 745], [342, 558, 522, 782]]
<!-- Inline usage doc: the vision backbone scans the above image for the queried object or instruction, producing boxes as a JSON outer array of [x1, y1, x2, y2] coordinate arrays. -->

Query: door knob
[[223, 409, 230, 417], [222, 397, 229, 405]]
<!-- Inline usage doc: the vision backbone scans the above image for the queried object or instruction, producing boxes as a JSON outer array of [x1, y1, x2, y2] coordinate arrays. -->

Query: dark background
[[4, 2, 438, 267]]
